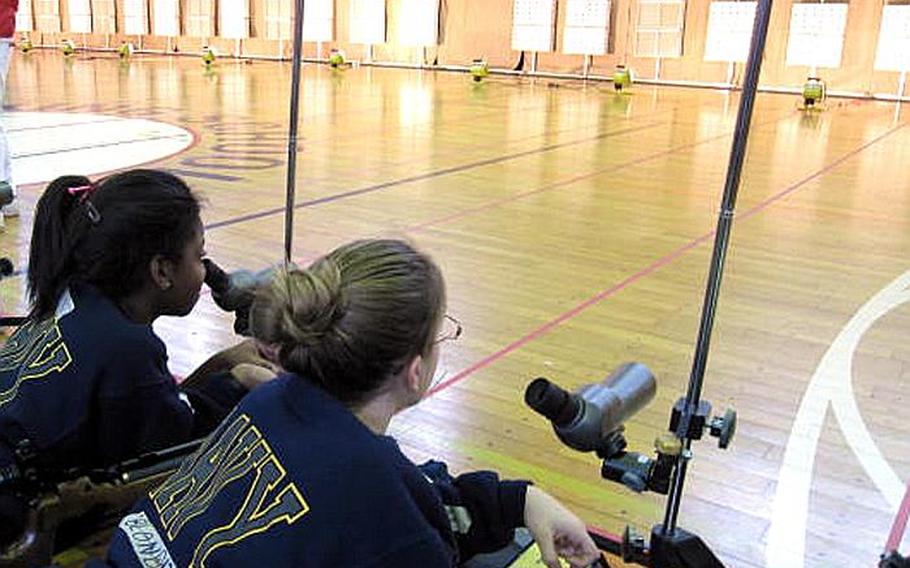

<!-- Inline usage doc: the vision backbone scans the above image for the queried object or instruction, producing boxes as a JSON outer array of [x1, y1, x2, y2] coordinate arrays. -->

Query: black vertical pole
[[662, 0, 774, 534], [284, 0, 306, 263]]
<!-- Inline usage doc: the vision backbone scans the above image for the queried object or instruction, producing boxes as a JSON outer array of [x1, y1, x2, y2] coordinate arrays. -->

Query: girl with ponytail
[[0, 170, 273, 549]]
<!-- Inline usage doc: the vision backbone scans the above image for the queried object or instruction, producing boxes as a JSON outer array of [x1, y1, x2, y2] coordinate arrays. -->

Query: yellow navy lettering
[[150, 414, 308, 567]]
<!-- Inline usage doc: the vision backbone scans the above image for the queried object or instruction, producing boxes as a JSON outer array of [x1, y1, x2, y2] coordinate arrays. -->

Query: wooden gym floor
[[0, 52, 908, 568]]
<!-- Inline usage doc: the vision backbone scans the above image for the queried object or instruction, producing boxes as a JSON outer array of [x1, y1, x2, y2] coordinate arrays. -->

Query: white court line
[[766, 270, 910, 567], [3, 112, 194, 186]]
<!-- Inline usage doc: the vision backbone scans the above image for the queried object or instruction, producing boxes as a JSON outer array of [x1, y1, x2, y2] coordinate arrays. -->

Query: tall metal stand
[[283, 0, 306, 263], [661, 0, 773, 537]]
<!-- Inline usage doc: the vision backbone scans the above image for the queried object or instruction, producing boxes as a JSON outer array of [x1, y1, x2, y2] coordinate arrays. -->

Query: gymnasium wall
[[19, 1, 905, 96]]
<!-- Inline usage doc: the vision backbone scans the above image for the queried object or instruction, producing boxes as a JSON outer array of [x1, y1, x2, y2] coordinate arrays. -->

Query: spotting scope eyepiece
[[525, 377, 578, 427], [525, 362, 656, 455]]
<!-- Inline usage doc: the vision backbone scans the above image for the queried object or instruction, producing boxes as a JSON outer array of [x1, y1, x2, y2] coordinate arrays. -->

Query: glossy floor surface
[[1, 52, 908, 568]]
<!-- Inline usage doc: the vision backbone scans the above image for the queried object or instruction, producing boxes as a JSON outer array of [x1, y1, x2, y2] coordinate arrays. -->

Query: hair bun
[[274, 260, 346, 347]]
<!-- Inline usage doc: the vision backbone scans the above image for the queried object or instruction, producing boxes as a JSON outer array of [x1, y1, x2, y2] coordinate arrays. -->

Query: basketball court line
[[6, 117, 126, 132], [766, 268, 910, 567], [428, 121, 908, 396], [13, 134, 190, 159], [404, 110, 797, 234], [887, 480, 910, 553], [203, 121, 665, 231], [417, 118, 908, 567]]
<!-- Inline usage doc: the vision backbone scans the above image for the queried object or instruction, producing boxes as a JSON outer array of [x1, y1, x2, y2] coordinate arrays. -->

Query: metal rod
[[283, 0, 306, 263], [662, 0, 774, 535]]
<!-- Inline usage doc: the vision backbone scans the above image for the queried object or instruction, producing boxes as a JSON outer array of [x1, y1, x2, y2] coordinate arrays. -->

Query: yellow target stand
[[612, 64, 633, 94], [18, 34, 32, 54], [117, 41, 135, 61], [469, 58, 490, 83], [799, 76, 828, 111], [202, 45, 217, 68], [61, 39, 76, 57], [328, 48, 346, 69]]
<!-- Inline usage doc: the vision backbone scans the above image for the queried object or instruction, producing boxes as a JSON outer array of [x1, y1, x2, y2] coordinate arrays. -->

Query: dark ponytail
[[28, 175, 92, 318], [27, 169, 201, 320]]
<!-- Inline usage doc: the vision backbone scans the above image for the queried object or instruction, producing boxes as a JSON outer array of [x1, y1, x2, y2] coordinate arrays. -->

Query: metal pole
[[284, 0, 306, 263], [662, 0, 774, 535]]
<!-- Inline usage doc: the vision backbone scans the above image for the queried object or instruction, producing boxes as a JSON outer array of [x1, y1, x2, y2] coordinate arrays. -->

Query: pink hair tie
[[67, 184, 102, 224], [67, 184, 94, 201]]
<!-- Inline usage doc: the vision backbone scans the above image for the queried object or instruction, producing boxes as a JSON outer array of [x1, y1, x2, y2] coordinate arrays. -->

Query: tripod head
[[525, 365, 737, 566], [203, 259, 292, 335], [525, 363, 676, 494]]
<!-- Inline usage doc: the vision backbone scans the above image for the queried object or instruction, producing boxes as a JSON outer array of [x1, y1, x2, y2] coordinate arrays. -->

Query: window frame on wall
[[633, 0, 686, 59]]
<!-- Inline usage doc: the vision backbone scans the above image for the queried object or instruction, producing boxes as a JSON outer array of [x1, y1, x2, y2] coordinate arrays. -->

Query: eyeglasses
[[434, 314, 463, 344]]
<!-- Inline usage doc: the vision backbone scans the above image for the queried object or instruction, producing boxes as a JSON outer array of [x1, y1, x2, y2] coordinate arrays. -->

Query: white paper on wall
[[67, 0, 92, 33], [704, 2, 756, 62], [875, 5, 910, 72], [36, 0, 61, 33], [219, 0, 249, 39], [511, 0, 556, 52], [350, 0, 385, 44], [153, 0, 179, 36], [785, 3, 848, 68], [634, 0, 685, 58], [563, 0, 611, 55], [302, 0, 333, 42], [263, 0, 291, 41], [16, 0, 33, 32], [184, 0, 213, 38], [123, 0, 148, 35], [399, 0, 439, 46], [92, 0, 117, 34]]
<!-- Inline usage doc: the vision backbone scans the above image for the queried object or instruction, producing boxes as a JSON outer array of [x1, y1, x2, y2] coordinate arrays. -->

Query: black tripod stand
[[623, 1, 774, 565], [528, 2, 775, 566]]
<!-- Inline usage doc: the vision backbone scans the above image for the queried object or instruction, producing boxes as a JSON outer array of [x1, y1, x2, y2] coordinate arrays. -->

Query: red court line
[[427, 233, 713, 396], [408, 101, 889, 236], [405, 111, 794, 235], [428, 120, 908, 397], [886, 479, 910, 553]]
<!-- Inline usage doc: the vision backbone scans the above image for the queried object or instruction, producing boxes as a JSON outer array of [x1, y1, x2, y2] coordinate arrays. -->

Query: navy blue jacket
[[102, 374, 529, 567], [0, 284, 195, 473]]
